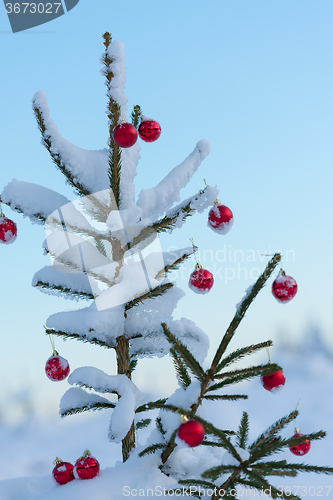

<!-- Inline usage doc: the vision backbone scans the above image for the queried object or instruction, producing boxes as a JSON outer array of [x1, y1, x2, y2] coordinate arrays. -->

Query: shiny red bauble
[[52, 458, 75, 485], [208, 202, 233, 235], [177, 420, 205, 447], [112, 122, 138, 148], [74, 450, 100, 480], [45, 352, 70, 381], [272, 271, 297, 303], [0, 216, 17, 244], [189, 265, 214, 294], [138, 118, 161, 142], [289, 433, 311, 456], [261, 370, 285, 393]]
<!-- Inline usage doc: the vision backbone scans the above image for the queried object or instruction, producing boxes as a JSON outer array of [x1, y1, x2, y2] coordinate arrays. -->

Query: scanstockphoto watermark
[[123, 485, 259, 497], [3, 0, 80, 33], [167, 245, 296, 284], [123, 485, 333, 497]]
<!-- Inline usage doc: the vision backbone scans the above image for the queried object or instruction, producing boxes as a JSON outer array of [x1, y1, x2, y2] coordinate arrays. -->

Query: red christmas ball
[[52, 458, 75, 485], [189, 265, 214, 294], [45, 352, 70, 381], [74, 450, 100, 480], [289, 433, 311, 456], [0, 216, 17, 244], [177, 420, 205, 447], [113, 122, 138, 148], [208, 202, 233, 235], [272, 271, 297, 303], [138, 118, 161, 142], [261, 370, 285, 393]]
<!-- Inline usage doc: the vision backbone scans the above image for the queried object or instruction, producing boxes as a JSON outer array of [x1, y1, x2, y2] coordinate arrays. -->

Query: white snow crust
[[46, 303, 125, 345], [137, 140, 212, 220], [1, 180, 71, 224], [208, 215, 234, 235], [93, 253, 164, 311], [266, 382, 285, 394], [44, 229, 118, 282], [102, 39, 128, 118], [166, 439, 224, 481], [46, 202, 99, 235], [129, 316, 209, 361], [68, 367, 143, 442], [188, 280, 212, 295], [33, 91, 110, 194], [60, 387, 112, 415], [32, 266, 101, 299], [163, 184, 219, 231], [236, 284, 254, 312]]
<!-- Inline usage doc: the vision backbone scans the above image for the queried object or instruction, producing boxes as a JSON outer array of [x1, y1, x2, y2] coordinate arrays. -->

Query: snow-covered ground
[[0, 332, 332, 499]]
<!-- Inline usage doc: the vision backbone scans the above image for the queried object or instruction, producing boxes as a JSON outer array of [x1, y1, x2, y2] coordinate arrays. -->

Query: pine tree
[[1, 33, 332, 499]]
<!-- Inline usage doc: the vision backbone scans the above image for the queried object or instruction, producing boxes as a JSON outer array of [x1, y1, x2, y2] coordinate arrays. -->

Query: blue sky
[[0, 0, 332, 418]]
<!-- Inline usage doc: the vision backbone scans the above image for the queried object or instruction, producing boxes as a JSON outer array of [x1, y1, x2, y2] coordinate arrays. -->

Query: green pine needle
[[211, 254, 281, 371], [208, 363, 282, 391], [35, 281, 95, 300], [215, 340, 273, 373], [138, 443, 166, 458], [155, 417, 166, 436], [45, 328, 116, 349], [236, 412, 249, 450], [60, 401, 115, 418], [135, 398, 167, 414], [170, 347, 191, 389], [155, 250, 194, 280], [131, 105, 142, 128], [162, 323, 205, 381], [249, 411, 298, 453], [122, 188, 208, 251], [203, 394, 248, 401], [178, 479, 219, 490], [129, 359, 138, 375], [125, 283, 174, 311], [135, 418, 152, 430], [202, 464, 239, 479]]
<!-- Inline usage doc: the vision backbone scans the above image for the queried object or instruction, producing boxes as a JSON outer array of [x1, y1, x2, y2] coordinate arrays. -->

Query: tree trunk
[[116, 335, 135, 461]]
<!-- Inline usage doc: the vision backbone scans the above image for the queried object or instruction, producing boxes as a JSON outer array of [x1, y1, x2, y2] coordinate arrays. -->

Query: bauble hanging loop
[[138, 116, 161, 142], [208, 200, 234, 235], [113, 121, 138, 148], [272, 269, 298, 303], [74, 450, 100, 480], [52, 458, 75, 485]]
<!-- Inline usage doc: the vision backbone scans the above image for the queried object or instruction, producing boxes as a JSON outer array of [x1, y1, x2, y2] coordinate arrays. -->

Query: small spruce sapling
[[1, 32, 332, 499]]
